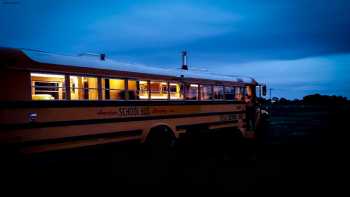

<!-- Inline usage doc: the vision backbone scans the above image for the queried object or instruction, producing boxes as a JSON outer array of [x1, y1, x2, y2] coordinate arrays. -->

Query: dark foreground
[[1, 105, 349, 194]]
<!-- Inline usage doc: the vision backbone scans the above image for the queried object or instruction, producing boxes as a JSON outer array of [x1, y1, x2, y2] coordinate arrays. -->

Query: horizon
[[1, 0, 350, 99]]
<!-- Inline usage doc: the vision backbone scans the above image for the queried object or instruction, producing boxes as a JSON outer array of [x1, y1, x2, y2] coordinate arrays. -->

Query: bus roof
[[14, 48, 257, 84]]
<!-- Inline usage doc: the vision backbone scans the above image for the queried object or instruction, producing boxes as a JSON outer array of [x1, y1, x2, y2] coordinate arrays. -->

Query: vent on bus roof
[[181, 51, 188, 70], [78, 52, 106, 61]]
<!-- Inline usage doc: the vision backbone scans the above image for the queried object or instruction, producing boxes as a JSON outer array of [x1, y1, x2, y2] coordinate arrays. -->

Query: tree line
[[258, 94, 349, 106]]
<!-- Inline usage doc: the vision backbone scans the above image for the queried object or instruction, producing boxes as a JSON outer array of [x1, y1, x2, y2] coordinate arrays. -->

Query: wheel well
[[146, 125, 175, 142]]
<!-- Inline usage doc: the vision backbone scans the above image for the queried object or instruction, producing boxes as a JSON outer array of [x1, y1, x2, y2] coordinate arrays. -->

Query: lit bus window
[[213, 86, 224, 100], [139, 81, 149, 99], [224, 86, 235, 100], [70, 76, 98, 100], [128, 80, 138, 100], [150, 81, 168, 100], [246, 86, 253, 97], [31, 73, 66, 100], [102, 78, 125, 100], [200, 85, 213, 100], [169, 83, 183, 100], [235, 86, 245, 101], [185, 84, 198, 100]]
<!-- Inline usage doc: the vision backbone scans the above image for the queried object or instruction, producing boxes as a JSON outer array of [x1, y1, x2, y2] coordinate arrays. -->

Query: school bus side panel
[[0, 69, 31, 101]]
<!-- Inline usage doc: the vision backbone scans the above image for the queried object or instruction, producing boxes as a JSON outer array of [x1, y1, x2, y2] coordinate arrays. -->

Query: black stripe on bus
[[176, 120, 239, 130], [0, 100, 245, 109], [19, 129, 143, 148], [0, 111, 245, 130]]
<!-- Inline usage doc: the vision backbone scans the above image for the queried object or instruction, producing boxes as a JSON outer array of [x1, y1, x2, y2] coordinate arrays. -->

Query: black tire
[[145, 126, 176, 159]]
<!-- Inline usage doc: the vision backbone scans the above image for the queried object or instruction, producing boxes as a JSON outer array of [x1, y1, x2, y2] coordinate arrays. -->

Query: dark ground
[[1, 104, 349, 194]]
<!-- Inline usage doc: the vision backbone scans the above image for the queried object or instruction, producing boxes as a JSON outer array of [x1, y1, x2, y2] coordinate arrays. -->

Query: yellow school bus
[[0, 48, 266, 153]]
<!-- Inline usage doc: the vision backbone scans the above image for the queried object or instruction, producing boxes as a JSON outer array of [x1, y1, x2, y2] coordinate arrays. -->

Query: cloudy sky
[[1, 0, 350, 98]]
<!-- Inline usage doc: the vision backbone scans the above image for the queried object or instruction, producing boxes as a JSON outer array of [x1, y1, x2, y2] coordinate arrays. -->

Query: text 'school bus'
[[0, 48, 266, 153]]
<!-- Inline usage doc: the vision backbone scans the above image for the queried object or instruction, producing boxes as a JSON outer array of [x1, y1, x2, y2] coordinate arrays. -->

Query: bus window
[[242, 87, 248, 97], [31, 73, 66, 100], [139, 81, 149, 99], [185, 84, 198, 100], [213, 86, 224, 100], [200, 85, 213, 100], [169, 83, 183, 100], [246, 86, 254, 97], [224, 86, 235, 100], [150, 81, 168, 100], [256, 86, 261, 97], [128, 80, 138, 100], [262, 85, 267, 96], [70, 76, 98, 100], [235, 86, 243, 101], [101, 78, 125, 100]]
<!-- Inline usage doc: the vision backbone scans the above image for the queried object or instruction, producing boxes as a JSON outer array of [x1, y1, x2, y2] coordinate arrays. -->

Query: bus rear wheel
[[145, 126, 176, 158]]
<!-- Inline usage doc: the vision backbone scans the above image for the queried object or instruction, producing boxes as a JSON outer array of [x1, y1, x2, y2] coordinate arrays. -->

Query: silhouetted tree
[[279, 98, 289, 104], [303, 94, 348, 105]]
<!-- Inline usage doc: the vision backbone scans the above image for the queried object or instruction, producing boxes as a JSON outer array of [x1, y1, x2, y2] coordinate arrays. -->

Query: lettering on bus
[[118, 107, 151, 117], [220, 114, 238, 122], [97, 107, 151, 117]]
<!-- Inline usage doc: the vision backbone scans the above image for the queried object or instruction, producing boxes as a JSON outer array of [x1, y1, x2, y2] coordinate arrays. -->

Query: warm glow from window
[[169, 83, 183, 99], [235, 86, 244, 101], [246, 86, 253, 97], [139, 81, 149, 99], [150, 81, 168, 100], [70, 76, 98, 100], [30, 73, 240, 102], [102, 78, 125, 100], [128, 80, 138, 100], [31, 73, 65, 100], [31, 73, 65, 78]]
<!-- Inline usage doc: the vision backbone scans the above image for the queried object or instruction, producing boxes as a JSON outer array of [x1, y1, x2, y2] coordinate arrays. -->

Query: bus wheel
[[145, 126, 176, 158]]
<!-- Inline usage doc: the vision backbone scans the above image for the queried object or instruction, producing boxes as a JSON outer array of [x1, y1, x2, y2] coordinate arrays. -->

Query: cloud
[[210, 53, 350, 99], [81, 2, 240, 50]]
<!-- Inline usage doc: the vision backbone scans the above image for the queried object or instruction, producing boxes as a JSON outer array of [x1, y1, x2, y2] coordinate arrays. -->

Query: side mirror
[[262, 85, 267, 96]]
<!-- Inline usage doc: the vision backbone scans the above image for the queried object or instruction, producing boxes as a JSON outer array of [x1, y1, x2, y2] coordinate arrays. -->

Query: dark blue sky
[[1, 0, 350, 98]]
